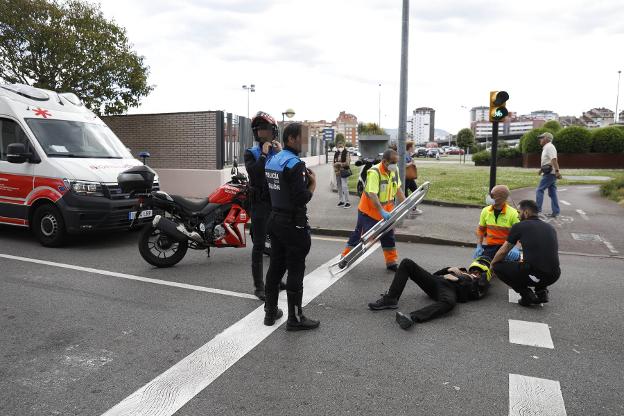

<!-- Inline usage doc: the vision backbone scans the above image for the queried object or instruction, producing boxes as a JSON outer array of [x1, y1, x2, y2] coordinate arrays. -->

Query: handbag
[[340, 166, 352, 178], [406, 164, 418, 180]]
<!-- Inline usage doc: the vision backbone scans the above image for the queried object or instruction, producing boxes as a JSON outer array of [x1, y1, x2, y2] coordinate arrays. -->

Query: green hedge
[[472, 150, 490, 165], [600, 175, 624, 203], [472, 147, 521, 165], [520, 127, 553, 154], [591, 127, 624, 153], [553, 126, 592, 153]]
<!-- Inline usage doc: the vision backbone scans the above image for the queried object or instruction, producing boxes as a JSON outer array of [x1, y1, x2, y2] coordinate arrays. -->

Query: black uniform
[[388, 259, 489, 323], [243, 144, 276, 294], [493, 217, 561, 294], [264, 146, 317, 329]]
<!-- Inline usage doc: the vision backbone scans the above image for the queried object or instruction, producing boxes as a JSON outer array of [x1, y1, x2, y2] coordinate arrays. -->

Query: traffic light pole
[[489, 121, 499, 191]]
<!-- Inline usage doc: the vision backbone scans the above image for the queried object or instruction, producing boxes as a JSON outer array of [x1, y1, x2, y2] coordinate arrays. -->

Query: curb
[[338, 189, 482, 209], [310, 227, 475, 248]]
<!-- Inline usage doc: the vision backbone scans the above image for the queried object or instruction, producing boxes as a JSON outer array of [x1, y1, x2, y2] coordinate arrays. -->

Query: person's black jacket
[[243, 147, 271, 205], [433, 267, 490, 302]]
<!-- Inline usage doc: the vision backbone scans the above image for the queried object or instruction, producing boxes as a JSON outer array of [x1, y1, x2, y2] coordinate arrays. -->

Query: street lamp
[[242, 84, 255, 118], [282, 108, 295, 122], [616, 70, 622, 124], [378, 83, 382, 128]]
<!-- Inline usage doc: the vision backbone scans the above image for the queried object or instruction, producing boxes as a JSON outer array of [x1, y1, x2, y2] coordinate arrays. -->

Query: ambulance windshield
[[25, 119, 132, 159]]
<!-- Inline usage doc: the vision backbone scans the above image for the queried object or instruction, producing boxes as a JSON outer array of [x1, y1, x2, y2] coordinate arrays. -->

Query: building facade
[[528, 110, 559, 121], [410, 107, 435, 144], [470, 106, 489, 123], [335, 111, 358, 145], [582, 108, 615, 128]]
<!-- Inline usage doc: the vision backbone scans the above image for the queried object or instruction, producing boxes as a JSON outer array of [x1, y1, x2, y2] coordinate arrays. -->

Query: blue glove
[[473, 244, 484, 259], [381, 210, 392, 221], [506, 247, 521, 261]]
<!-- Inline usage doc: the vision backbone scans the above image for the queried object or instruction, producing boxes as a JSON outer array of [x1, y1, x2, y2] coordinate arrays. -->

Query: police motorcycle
[[118, 161, 252, 267]]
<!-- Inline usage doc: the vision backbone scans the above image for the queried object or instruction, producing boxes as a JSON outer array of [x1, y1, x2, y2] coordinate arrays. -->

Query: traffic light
[[489, 91, 509, 122]]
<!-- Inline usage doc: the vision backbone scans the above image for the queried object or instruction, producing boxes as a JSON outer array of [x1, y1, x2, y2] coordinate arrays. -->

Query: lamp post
[[378, 83, 382, 128], [280, 108, 295, 141], [616, 70, 622, 124], [242, 84, 255, 118]]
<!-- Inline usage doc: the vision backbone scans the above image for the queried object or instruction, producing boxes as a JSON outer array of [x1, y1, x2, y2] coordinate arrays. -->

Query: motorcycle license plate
[[129, 210, 153, 220]]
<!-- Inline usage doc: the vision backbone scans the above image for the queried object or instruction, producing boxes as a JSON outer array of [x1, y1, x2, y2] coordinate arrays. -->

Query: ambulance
[[0, 83, 158, 246]]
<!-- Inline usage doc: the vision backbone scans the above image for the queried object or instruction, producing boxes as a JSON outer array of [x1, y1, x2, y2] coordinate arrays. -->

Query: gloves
[[506, 247, 521, 261], [381, 210, 392, 221], [473, 244, 484, 259]]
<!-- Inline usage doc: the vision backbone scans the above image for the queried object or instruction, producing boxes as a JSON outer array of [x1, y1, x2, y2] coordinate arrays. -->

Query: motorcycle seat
[[170, 195, 221, 215]]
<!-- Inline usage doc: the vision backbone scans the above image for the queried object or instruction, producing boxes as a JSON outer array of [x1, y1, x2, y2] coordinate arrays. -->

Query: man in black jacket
[[368, 256, 491, 329], [244, 111, 281, 300]]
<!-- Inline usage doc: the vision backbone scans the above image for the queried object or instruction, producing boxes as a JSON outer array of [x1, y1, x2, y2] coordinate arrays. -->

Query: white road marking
[[311, 235, 347, 242], [508, 289, 521, 303], [601, 238, 619, 254], [575, 209, 589, 220], [559, 188, 568, 192], [509, 319, 554, 349], [101, 245, 380, 416], [0, 253, 258, 300], [509, 374, 567, 416], [560, 200, 571, 206]]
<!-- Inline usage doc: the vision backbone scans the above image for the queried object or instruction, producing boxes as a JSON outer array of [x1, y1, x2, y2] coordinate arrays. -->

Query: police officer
[[263, 122, 319, 330], [244, 111, 282, 300]]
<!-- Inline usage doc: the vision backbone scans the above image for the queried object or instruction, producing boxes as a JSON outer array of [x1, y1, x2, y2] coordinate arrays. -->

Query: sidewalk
[[307, 163, 479, 247]]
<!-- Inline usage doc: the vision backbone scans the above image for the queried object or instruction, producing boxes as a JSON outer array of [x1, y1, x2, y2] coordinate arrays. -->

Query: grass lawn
[[347, 164, 624, 206]]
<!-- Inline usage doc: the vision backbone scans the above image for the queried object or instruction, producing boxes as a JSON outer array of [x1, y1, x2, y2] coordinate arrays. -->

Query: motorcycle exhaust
[[152, 215, 203, 243]]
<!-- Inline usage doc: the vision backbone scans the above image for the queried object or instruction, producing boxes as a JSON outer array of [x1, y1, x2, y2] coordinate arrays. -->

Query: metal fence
[[216, 112, 253, 169]]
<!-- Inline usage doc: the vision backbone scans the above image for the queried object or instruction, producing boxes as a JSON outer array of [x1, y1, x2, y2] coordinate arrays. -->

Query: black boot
[[263, 283, 282, 326], [518, 288, 538, 307], [535, 288, 549, 304], [286, 290, 319, 331], [252, 261, 265, 301]]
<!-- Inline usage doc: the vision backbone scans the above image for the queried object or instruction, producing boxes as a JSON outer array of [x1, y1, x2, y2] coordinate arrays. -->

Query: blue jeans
[[536, 174, 559, 215]]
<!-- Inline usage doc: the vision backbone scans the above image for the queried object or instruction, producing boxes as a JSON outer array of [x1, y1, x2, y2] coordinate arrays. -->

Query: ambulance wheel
[[32, 204, 67, 247]]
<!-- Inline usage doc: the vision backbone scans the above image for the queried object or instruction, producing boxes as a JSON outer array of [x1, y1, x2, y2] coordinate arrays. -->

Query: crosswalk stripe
[[509, 319, 554, 349], [508, 289, 520, 303], [509, 374, 567, 416]]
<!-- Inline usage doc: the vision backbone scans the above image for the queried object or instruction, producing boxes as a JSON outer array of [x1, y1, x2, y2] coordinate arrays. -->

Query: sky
[[90, 0, 624, 134]]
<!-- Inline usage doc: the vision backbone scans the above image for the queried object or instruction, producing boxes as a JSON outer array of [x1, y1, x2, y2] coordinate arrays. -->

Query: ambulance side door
[[0, 116, 35, 225]]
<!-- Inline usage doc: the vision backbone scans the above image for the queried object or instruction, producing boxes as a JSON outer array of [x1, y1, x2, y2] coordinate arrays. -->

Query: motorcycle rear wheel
[[138, 226, 188, 268]]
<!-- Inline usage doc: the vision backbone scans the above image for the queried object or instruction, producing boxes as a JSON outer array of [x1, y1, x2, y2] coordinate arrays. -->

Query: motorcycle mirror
[[354, 160, 364, 167]]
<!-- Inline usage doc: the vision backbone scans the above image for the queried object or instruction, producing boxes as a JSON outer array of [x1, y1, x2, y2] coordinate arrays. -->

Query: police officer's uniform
[[264, 146, 319, 330]]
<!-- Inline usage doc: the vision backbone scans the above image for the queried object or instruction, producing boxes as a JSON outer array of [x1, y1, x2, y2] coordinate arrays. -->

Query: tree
[[553, 126, 592, 153], [344, 141, 353, 148], [543, 120, 562, 132], [520, 127, 553, 154], [0, 0, 153, 115], [456, 128, 474, 162], [335, 133, 346, 144], [358, 122, 386, 135]]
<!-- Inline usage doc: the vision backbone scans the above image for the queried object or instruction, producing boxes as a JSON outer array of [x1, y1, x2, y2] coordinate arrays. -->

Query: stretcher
[[328, 181, 431, 277]]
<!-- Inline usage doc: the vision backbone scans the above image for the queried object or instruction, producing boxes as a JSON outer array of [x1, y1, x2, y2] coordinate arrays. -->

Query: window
[[0, 118, 30, 161]]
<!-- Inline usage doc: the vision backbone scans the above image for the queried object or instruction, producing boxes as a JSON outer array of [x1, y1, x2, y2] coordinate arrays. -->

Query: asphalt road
[[1, 225, 623, 415]]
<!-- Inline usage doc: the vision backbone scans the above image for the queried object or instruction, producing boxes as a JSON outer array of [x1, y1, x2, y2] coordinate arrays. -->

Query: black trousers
[[405, 178, 418, 195], [250, 202, 270, 266], [388, 259, 457, 323], [264, 215, 311, 311], [493, 261, 560, 292]]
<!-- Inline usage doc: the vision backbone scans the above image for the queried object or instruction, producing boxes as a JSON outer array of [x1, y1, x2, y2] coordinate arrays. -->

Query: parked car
[[447, 148, 465, 155], [415, 147, 428, 157], [426, 148, 440, 158]]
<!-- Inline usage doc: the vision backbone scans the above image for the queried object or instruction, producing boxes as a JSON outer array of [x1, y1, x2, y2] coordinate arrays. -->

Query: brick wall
[[102, 111, 220, 170]]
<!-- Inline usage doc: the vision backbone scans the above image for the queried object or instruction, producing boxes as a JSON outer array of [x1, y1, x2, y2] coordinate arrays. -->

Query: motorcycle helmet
[[468, 256, 492, 280], [251, 111, 278, 141]]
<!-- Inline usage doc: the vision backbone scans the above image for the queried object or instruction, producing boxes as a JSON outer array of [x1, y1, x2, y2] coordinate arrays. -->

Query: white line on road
[[575, 209, 589, 220], [509, 319, 554, 349], [101, 244, 380, 416], [508, 289, 520, 303], [601, 238, 619, 254], [509, 374, 567, 416], [0, 253, 258, 300], [560, 200, 571, 206], [559, 188, 568, 192]]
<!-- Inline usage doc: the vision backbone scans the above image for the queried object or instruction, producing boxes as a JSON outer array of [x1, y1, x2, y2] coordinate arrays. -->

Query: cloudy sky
[[91, 0, 624, 133]]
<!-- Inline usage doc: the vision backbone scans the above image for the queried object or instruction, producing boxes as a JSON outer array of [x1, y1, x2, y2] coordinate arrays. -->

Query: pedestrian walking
[[263, 122, 320, 330], [368, 256, 491, 330], [333, 143, 352, 208], [491, 199, 561, 306], [536, 132, 562, 217], [244, 111, 282, 300], [341, 149, 406, 272]]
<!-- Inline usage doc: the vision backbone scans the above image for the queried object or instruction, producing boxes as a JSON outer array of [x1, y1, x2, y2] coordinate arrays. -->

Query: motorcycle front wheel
[[138, 226, 188, 268]]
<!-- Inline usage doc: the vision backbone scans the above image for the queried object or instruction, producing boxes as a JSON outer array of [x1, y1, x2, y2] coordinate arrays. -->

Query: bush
[[591, 127, 624, 153], [600, 175, 624, 203], [553, 126, 592, 153], [543, 120, 562, 132], [472, 150, 490, 165], [520, 127, 553, 154], [498, 147, 521, 159]]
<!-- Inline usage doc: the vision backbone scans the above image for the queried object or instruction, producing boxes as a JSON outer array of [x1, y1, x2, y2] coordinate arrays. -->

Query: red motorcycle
[[118, 162, 251, 267]]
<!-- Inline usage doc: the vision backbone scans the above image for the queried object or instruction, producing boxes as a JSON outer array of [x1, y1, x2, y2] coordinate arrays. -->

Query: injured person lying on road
[[368, 256, 492, 330]]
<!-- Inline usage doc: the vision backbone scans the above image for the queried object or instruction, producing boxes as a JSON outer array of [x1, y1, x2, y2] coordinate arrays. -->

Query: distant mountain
[[435, 128, 450, 138]]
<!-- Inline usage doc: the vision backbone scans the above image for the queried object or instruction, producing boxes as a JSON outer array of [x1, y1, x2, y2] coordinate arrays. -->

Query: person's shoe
[[535, 288, 549, 304], [548, 213, 559, 218], [337, 202, 345, 207], [343, 202, 351, 208], [279, 281, 287, 291], [386, 264, 398, 272], [254, 288, 266, 301], [263, 308, 283, 326], [286, 315, 320, 331], [395, 311, 414, 330], [518, 288, 538, 307], [368, 294, 398, 310]]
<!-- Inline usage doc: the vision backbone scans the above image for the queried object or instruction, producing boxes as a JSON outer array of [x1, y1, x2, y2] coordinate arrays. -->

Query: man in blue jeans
[[535, 132, 562, 217]]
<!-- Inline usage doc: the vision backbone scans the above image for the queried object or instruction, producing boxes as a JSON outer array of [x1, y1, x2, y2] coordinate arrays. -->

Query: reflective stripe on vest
[[368, 166, 398, 204]]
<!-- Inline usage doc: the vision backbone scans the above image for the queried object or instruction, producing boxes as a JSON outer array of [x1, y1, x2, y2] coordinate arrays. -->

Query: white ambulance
[[0, 83, 157, 246]]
